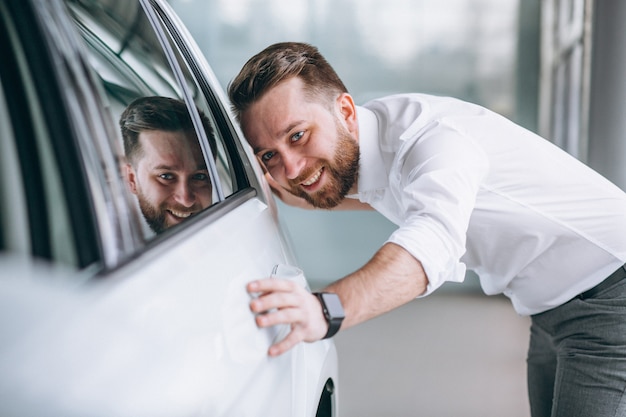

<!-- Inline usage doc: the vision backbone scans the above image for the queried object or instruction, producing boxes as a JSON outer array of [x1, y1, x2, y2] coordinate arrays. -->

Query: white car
[[0, 0, 338, 416]]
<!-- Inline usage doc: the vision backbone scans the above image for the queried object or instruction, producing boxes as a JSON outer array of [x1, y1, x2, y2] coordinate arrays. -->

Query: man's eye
[[291, 131, 304, 142], [193, 173, 209, 181], [261, 151, 275, 162], [159, 173, 174, 180]]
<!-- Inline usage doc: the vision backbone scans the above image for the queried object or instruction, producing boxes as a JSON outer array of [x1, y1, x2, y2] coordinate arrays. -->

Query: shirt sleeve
[[386, 121, 489, 296]]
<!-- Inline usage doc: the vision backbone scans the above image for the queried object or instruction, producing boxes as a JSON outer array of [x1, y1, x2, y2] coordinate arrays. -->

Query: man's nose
[[173, 181, 195, 207], [282, 150, 304, 180]]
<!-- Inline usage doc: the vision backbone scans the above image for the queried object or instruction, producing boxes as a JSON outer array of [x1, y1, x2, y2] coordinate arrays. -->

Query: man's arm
[[247, 242, 428, 356], [323, 242, 427, 328]]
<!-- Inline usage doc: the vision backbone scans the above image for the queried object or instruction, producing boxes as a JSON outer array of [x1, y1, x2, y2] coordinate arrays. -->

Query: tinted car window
[[67, 0, 242, 240], [0, 3, 81, 266], [1, 0, 254, 265], [0, 63, 29, 257]]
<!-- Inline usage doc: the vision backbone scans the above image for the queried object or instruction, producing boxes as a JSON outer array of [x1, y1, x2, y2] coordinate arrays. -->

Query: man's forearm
[[323, 242, 428, 330]]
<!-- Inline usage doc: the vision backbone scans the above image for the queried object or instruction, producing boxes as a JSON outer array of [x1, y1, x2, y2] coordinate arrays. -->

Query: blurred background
[[168, 0, 520, 290], [167, 0, 625, 290], [166, 1, 625, 415]]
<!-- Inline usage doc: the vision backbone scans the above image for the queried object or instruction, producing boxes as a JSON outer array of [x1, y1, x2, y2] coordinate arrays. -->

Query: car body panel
[[0, 198, 337, 416], [0, 0, 339, 415]]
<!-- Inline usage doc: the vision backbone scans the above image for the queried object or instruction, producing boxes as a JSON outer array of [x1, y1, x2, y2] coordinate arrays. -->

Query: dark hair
[[227, 42, 348, 121], [119, 96, 217, 165]]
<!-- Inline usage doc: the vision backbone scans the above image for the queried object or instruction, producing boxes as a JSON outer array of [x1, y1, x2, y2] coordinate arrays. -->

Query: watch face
[[321, 293, 345, 318]]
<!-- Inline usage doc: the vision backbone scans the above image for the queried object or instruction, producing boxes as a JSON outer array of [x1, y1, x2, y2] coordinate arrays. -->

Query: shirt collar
[[353, 106, 389, 197]]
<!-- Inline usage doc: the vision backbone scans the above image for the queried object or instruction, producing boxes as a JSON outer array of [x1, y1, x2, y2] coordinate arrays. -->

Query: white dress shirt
[[352, 94, 626, 315]]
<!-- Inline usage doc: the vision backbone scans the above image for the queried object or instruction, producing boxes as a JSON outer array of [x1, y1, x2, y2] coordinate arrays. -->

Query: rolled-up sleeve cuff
[[386, 227, 467, 297]]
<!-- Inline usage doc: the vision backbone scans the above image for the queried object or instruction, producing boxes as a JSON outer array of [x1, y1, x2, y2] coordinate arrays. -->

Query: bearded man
[[228, 42, 626, 417]]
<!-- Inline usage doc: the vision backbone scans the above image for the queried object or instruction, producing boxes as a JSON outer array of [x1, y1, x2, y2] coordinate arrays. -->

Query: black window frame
[[0, 0, 101, 267], [149, 0, 252, 194]]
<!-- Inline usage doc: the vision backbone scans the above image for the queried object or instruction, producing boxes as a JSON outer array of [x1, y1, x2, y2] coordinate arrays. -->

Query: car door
[[0, 0, 338, 415]]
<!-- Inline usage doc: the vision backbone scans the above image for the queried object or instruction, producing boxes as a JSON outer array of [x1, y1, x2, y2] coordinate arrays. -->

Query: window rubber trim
[[150, 0, 251, 192], [139, 0, 226, 201]]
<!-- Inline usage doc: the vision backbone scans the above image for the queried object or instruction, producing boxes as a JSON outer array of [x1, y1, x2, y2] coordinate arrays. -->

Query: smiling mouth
[[301, 167, 323, 187], [168, 209, 195, 220]]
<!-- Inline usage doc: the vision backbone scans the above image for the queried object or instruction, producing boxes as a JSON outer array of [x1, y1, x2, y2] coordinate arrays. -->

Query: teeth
[[169, 210, 193, 219], [302, 169, 322, 186]]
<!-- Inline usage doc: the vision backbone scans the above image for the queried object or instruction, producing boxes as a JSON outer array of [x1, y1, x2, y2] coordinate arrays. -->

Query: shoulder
[[362, 94, 482, 139], [362, 93, 433, 119], [361, 94, 433, 150]]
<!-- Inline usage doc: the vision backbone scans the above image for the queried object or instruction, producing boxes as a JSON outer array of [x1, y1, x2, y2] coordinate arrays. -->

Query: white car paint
[[0, 197, 338, 416], [0, 0, 339, 414]]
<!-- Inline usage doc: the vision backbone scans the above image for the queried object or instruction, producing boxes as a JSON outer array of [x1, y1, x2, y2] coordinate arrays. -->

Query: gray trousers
[[527, 265, 626, 417]]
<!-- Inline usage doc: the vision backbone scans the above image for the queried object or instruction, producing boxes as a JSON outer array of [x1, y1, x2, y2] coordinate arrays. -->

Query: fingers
[[247, 277, 296, 295], [268, 330, 302, 357], [264, 171, 280, 190], [247, 278, 327, 356], [262, 172, 314, 209], [248, 279, 305, 320], [254, 304, 305, 329], [264, 172, 287, 200]]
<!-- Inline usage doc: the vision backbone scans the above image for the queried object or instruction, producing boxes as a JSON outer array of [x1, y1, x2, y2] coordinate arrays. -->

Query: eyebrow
[[152, 164, 208, 171], [153, 164, 176, 171], [279, 120, 305, 137], [253, 120, 306, 155]]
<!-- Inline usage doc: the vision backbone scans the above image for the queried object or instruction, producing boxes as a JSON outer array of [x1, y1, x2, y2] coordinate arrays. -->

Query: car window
[[0, 67, 29, 256], [0, 4, 81, 267], [2, 0, 256, 271], [67, 0, 243, 240]]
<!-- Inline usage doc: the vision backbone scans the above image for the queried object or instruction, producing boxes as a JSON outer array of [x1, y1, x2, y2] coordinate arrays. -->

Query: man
[[119, 96, 216, 234], [228, 42, 626, 417]]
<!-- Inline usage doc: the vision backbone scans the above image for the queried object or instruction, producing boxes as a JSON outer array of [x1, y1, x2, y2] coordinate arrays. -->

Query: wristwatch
[[313, 292, 345, 339]]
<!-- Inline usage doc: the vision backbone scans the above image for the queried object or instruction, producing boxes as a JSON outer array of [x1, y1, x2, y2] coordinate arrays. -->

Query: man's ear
[[125, 163, 138, 194], [337, 93, 358, 135]]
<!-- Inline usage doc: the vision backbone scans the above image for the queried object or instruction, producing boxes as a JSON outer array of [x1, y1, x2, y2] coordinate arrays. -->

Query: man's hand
[[247, 278, 328, 356]]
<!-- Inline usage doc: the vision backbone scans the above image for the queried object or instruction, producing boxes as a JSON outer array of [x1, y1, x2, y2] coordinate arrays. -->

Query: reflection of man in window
[[120, 96, 216, 234]]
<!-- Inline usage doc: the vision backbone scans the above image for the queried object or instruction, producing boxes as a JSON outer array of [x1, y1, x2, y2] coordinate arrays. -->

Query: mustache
[[289, 164, 325, 187], [162, 202, 203, 213]]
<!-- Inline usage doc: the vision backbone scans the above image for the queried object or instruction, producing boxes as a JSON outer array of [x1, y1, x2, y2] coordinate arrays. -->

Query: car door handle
[[270, 264, 307, 287]]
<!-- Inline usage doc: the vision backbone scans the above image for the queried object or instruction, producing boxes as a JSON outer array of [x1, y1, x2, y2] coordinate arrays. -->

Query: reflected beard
[[136, 192, 200, 234], [289, 123, 359, 209], [136, 192, 168, 234]]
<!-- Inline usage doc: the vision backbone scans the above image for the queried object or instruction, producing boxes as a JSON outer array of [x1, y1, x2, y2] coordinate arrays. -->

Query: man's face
[[126, 130, 212, 233], [240, 77, 360, 209]]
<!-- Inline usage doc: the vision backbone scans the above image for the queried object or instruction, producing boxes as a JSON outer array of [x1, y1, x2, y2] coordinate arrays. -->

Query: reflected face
[[241, 77, 360, 209], [126, 130, 212, 233]]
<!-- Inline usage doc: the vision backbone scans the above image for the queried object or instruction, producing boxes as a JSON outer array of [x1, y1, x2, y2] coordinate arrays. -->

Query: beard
[[136, 192, 200, 234], [288, 122, 360, 209], [136, 192, 169, 234]]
